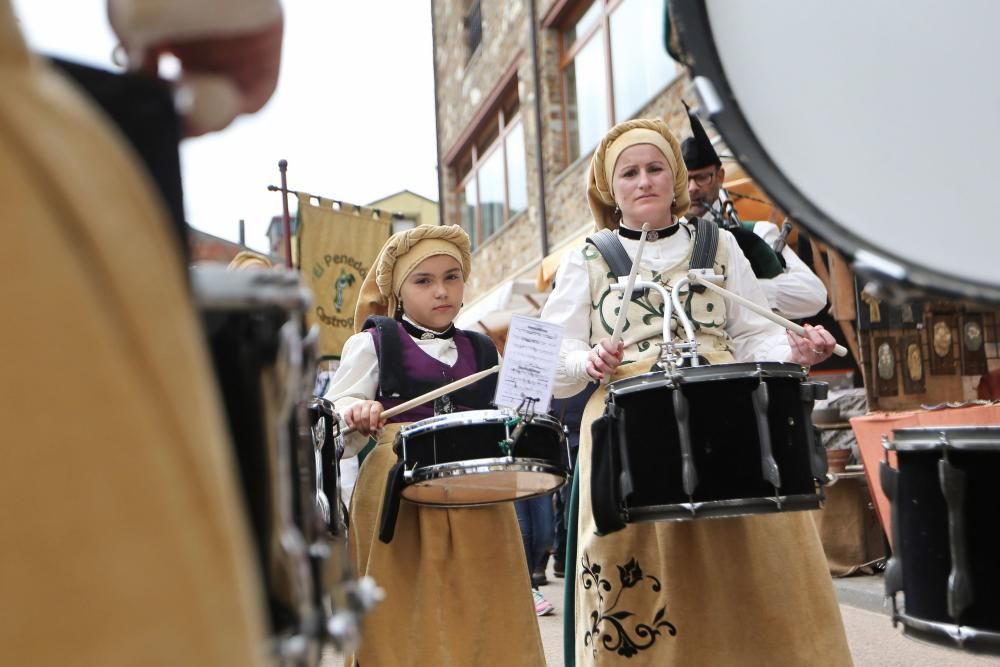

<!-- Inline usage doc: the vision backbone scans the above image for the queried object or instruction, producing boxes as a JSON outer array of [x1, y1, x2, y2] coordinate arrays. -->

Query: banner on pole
[[297, 193, 391, 359]]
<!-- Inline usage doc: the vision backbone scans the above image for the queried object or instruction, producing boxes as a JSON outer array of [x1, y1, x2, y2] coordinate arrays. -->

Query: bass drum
[[667, 1, 1000, 303]]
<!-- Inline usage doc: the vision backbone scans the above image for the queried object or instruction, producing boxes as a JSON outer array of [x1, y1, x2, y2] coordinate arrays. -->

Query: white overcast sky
[[11, 0, 439, 252]]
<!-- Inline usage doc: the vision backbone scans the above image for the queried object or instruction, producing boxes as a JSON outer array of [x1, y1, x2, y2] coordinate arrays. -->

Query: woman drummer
[[324, 225, 545, 666], [540, 118, 851, 665]]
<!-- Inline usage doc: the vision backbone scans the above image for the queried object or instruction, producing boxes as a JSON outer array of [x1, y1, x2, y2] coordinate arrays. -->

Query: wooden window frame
[[455, 110, 525, 250], [556, 0, 640, 167]]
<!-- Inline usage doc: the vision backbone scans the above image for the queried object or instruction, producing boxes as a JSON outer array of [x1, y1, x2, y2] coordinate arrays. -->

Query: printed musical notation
[[494, 315, 564, 414]]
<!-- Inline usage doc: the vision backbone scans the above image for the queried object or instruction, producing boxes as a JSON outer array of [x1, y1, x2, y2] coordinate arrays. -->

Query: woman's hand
[[787, 324, 837, 367], [343, 400, 385, 437], [585, 338, 625, 380]]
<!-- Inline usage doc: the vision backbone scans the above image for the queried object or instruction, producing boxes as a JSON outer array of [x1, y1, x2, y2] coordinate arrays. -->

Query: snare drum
[[194, 266, 373, 658], [601, 362, 828, 523], [396, 409, 570, 506], [881, 427, 1000, 654]]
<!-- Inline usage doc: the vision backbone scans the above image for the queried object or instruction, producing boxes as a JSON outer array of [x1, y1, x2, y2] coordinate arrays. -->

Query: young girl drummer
[[324, 225, 545, 667], [541, 118, 851, 665]]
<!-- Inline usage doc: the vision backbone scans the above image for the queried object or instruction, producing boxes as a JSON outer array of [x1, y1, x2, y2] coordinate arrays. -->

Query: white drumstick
[[603, 223, 651, 382], [687, 271, 848, 358], [342, 364, 501, 435]]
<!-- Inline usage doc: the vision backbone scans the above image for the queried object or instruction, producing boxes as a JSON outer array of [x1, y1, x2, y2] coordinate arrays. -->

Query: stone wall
[[433, 0, 696, 300]]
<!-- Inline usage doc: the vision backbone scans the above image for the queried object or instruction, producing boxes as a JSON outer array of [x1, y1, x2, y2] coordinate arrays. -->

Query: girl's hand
[[343, 400, 385, 437], [585, 337, 625, 380]]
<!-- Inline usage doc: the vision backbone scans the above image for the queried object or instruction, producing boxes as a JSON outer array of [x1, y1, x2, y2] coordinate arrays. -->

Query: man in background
[[683, 104, 827, 320]]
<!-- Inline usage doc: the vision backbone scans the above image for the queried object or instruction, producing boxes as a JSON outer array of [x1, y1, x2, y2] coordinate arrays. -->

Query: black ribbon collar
[[400, 317, 455, 340], [617, 224, 680, 241]]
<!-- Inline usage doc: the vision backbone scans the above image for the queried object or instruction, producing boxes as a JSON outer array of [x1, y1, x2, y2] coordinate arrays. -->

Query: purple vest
[[369, 322, 488, 424]]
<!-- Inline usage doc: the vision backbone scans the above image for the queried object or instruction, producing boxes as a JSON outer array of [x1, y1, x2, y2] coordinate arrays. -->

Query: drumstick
[[341, 364, 501, 435], [687, 271, 848, 358], [604, 223, 651, 382]]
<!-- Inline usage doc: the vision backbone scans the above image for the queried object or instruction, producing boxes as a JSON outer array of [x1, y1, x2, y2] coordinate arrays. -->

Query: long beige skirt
[[572, 372, 853, 666], [347, 423, 545, 667]]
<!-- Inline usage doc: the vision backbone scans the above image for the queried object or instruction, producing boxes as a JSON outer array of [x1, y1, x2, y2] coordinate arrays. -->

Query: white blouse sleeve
[[752, 222, 828, 319], [540, 248, 597, 399], [323, 331, 379, 457], [718, 231, 794, 362]]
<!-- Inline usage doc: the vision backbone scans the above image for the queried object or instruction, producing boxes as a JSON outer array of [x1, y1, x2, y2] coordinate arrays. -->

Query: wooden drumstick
[[604, 223, 651, 382], [687, 271, 848, 358], [341, 364, 501, 435]]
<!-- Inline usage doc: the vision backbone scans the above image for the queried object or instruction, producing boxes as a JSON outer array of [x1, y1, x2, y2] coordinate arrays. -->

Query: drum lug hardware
[[939, 450, 973, 623], [879, 448, 904, 600]]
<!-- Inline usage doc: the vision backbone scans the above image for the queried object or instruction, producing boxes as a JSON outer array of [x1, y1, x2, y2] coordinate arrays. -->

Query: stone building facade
[[432, 1, 1000, 405], [432, 0, 695, 301]]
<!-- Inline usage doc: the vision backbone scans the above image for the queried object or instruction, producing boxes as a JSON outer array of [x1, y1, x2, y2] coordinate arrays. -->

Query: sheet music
[[494, 315, 564, 414]]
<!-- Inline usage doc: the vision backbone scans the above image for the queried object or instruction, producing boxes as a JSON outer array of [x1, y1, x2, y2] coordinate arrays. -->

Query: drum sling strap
[[585, 217, 719, 293], [361, 316, 499, 543]]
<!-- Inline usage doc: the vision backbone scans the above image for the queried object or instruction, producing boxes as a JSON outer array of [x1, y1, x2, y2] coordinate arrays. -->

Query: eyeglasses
[[688, 170, 718, 186]]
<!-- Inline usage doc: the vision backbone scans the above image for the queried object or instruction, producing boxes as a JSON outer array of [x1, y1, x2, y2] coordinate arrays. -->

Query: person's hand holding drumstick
[[585, 338, 625, 381], [342, 400, 385, 437], [785, 324, 838, 367]]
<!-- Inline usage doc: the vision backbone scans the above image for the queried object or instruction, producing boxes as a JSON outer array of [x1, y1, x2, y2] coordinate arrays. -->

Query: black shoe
[[532, 572, 548, 587], [553, 562, 565, 578]]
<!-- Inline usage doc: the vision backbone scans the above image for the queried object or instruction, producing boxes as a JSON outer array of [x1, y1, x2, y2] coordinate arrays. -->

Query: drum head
[[401, 462, 567, 506], [670, 2, 1000, 302]]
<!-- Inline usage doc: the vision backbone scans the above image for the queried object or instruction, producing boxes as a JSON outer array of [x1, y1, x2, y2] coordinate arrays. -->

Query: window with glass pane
[[563, 34, 608, 164], [461, 179, 478, 249], [564, 0, 601, 45], [505, 122, 528, 216], [477, 147, 506, 242], [559, 0, 680, 167], [610, 0, 678, 120]]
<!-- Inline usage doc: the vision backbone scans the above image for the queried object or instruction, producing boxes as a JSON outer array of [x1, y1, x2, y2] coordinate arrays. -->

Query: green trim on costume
[[563, 466, 580, 667], [356, 437, 376, 468]]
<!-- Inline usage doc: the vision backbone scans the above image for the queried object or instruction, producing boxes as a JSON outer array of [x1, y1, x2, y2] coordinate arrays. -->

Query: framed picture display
[[899, 335, 926, 394], [888, 300, 924, 329], [874, 335, 898, 396], [960, 313, 987, 376], [928, 314, 957, 375]]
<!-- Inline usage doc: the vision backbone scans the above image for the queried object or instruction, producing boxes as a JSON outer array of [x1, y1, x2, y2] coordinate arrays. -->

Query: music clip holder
[[498, 396, 540, 458]]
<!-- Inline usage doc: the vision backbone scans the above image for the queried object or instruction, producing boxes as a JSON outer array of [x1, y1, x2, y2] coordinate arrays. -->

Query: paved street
[[323, 563, 999, 666]]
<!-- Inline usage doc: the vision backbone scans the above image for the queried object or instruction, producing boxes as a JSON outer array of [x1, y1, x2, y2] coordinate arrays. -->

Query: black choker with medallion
[[400, 318, 455, 340], [617, 224, 681, 241]]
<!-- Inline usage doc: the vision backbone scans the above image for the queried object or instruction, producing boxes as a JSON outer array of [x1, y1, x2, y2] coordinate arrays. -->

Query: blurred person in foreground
[[1, 1, 282, 665]]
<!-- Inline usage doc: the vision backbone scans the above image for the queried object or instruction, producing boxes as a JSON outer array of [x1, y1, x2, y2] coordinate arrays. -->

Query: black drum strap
[[689, 217, 719, 293], [591, 403, 626, 535], [585, 229, 633, 279], [461, 330, 500, 405], [378, 456, 407, 543], [586, 221, 718, 291], [362, 316, 406, 398]]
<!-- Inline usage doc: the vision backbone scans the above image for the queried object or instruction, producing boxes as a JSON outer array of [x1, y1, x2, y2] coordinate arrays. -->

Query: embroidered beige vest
[[583, 223, 736, 368]]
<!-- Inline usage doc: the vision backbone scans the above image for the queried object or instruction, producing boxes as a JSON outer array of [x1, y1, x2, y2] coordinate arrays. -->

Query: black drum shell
[[607, 363, 821, 519], [892, 428, 1000, 634], [399, 410, 568, 469], [396, 410, 570, 506]]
